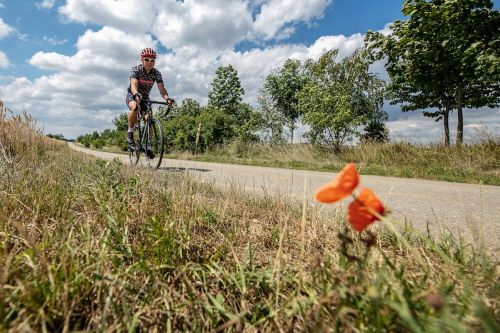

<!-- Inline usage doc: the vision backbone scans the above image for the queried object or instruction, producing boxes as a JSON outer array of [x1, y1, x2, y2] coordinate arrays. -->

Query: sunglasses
[[143, 58, 156, 63]]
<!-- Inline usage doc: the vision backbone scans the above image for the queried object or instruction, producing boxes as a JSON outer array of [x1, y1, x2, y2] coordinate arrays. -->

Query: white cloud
[[152, 0, 253, 51], [254, 0, 332, 40], [36, 0, 56, 9], [59, 0, 155, 33], [43, 36, 68, 45], [0, 18, 13, 39], [0, 51, 10, 68], [58, 0, 332, 51]]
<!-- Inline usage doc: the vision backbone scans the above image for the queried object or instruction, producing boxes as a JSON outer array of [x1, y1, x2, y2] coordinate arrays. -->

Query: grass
[[164, 136, 500, 185], [86, 132, 500, 185], [1, 106, 499, 331]]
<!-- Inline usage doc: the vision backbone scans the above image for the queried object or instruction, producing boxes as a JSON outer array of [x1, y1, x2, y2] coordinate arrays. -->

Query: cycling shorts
[[126, 92, 151, 112]]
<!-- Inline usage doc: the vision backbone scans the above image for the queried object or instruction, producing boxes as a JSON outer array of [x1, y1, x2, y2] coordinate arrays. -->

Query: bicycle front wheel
[[146, 118, 164, 169]]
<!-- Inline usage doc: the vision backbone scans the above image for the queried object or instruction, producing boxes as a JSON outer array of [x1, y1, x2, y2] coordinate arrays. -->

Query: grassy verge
[[2, 109, 499, 331], [165, 138, 500, 185], [83, 133, 500, 185]]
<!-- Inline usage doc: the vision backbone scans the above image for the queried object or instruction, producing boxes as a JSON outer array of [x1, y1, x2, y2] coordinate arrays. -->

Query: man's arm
[[158, 82, 169, 100], [130, 78, 140, 102]]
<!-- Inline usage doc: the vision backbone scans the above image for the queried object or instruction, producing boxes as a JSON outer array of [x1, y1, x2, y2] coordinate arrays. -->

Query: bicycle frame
[[129, 100, 172, 169]]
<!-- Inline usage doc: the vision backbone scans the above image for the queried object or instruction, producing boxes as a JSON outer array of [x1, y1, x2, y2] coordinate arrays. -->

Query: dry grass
[[1, 105, 499, 331], [167, 134, 500, 185]]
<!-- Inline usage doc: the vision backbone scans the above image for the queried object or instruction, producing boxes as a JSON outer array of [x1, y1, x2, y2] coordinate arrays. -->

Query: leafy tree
[[264, 59, 307, 143], [197, 107, 236, 150], [257, 87, 287, 143], [297, 50, 386, 151], [206, 66, 262, 145], [208, 65, 245, 117], [366, 0, 500, 145], [233, 103, 264, 143], [113, 113, 129, 132], [47, 133, 65, 140], [162, 99, 203, 152], [360, 113, 390, 143]]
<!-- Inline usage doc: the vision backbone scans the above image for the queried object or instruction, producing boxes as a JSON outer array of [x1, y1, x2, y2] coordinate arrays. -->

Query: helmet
[[141, 48, 157, 59]]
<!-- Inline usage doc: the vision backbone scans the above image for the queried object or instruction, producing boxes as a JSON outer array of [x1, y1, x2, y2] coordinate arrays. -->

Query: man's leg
[[127, 100, 140, 150]]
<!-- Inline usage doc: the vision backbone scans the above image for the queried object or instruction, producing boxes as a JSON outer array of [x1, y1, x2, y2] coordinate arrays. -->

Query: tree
[[207, 65, 262, 145], [197, 107, 236, 150], [113, 113, 129, 132], [161, 98, 203, 152], [297, 50, 386, 151], [208, 65, 245, 117], [366, 0, 500, 145], [360, 112, 390, 143], [257, 87, 287, 143], [47, 133, 65, 140], [264, 59, 307, 143]]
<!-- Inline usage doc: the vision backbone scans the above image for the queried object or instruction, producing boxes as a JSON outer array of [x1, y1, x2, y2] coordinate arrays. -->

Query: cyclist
[[126, 47, 173, 158]]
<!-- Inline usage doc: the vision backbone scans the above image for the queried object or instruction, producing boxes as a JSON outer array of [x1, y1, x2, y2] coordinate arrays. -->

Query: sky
[[0, 0, 498, 141]]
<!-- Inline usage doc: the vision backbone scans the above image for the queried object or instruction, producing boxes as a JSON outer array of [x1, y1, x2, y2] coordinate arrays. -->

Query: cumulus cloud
[[58, 0, 332, 51], [152, 0, 253, 51], [0, 18, 13, 39], [0, 51, 10, 68], [253, 0, 332, 40], [59, 0, 155, 33]]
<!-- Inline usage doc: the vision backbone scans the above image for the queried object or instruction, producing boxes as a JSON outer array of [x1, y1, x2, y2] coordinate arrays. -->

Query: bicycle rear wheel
[[128, 128, 140, 166], [146, 118, 164, 169]]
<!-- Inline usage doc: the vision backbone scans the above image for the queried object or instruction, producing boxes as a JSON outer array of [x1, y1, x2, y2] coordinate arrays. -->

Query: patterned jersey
[[127, 64, 164, 100]]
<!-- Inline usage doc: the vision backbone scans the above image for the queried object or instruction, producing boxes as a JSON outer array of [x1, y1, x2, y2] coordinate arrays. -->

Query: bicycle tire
[[145, 118, 164, 169], [128, 126, 140, 166]]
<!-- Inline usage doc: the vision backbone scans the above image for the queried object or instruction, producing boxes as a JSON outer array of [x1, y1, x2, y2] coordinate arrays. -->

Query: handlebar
[[142, 98, 176, 106], [140, 99, 175, 120]]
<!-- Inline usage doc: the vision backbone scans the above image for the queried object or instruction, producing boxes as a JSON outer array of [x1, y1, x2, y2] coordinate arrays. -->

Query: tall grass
[[1, 106, 499, 331], [167, 133, 500, 185]]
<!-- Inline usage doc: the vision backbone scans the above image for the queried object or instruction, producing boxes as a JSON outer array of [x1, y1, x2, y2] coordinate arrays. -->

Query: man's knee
[[128, 101, 139, 112]]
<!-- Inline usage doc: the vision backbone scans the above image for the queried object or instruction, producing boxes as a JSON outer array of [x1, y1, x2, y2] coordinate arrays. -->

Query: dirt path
[[68, 143, 499, 255]]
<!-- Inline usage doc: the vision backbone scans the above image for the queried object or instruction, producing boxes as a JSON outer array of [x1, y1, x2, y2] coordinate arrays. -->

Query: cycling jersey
[[127, 64, 164, 101]]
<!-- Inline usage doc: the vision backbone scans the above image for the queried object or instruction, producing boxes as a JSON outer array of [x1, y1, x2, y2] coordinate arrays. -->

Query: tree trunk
[[443, 105, 450, 147], [456, 83, 463, 145], [290, 125, 294, 144]]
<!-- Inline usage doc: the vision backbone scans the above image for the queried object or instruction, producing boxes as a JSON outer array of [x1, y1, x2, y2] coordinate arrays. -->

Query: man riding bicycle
[[126, 47, 174, 158]]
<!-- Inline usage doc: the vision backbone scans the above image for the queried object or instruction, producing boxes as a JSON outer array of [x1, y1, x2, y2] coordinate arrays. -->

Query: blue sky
[[0, 0, 498, 140]]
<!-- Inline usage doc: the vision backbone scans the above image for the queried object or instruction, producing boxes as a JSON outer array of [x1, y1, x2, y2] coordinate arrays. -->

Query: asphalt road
[[68, 143, 499, 255]]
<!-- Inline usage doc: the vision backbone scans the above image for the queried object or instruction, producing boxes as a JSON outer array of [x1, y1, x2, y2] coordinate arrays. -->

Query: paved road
[[68, 143, 499, 255]]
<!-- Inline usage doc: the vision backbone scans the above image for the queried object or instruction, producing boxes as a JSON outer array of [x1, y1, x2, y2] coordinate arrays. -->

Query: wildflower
[[315, 163, 385, 232], [315, 163, 359, 203], [347, 188, 384, 231]]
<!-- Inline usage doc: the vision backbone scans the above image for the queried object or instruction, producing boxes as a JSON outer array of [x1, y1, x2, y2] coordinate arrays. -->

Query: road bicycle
[[129, 99, 174, 169]]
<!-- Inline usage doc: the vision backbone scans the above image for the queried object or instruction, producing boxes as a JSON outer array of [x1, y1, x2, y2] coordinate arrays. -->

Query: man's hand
[[134, 92, 142, 102], [164, 96, 175, 108]]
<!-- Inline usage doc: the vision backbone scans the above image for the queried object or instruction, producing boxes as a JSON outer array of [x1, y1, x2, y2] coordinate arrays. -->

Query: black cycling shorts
[[126, 92, 151, 112]]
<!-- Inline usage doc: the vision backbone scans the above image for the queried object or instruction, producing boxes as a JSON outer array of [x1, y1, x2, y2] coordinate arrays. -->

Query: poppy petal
[[347, 188, 384, 232], [315, 163, 359, 203]]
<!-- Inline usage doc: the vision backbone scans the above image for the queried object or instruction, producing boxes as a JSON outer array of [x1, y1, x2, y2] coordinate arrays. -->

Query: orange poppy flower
[[347, 188, 385, 232], [315, 163, 359, 203]]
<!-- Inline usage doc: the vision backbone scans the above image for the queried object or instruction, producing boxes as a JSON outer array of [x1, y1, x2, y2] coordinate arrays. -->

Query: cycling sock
[[147, 145, 152, 150], [128, 128, 134, 133]]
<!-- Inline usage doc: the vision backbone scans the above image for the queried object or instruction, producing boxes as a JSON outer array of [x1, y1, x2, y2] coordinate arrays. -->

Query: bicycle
[[128, 99, 174, 169]]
